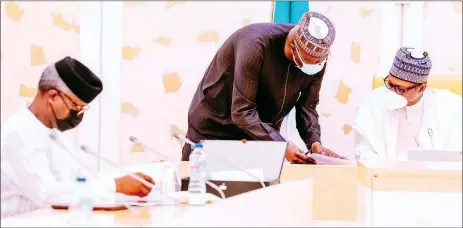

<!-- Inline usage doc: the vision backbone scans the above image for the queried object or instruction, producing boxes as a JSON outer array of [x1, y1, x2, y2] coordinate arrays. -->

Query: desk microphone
[[48, 131, 139, 214], [129, 136, 227, 199], [172, 133, 266, 188]]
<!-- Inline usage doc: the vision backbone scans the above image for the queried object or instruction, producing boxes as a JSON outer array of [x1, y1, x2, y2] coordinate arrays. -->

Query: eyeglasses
[[59, 92, 89, 116], [384, 76, 422, 95]]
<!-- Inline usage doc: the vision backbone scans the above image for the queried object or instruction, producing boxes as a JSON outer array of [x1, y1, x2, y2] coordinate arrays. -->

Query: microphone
[[172, 133, 266, 189], [48, 131, 139, 214], [428, 128, 435, 149], [129, 136, 227, 199]]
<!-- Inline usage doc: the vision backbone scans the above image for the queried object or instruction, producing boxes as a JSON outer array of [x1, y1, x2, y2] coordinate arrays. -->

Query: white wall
[[78, 2, 123, 173], [77, 2, 102, 172]]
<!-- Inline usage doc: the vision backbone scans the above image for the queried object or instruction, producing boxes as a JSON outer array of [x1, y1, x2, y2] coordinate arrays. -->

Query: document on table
[[115, 193, 166, 206], [117, 191, 200, 206], [50, 194, 128, 209], [310, 153, 357, 166]]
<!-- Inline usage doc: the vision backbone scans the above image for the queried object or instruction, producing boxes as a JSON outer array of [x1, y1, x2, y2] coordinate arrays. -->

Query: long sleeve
[[295, 68, 324, 150], [230, 39, 285, 142], [353, 130, 381, 160], [445, 94, 462, 151], [352, 90, 388, 161], [1, 131, 115, 217]]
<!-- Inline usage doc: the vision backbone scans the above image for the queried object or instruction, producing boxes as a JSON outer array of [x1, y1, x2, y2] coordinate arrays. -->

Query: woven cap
[[389, 47, 432, 84], [294, 11, 336, 59]]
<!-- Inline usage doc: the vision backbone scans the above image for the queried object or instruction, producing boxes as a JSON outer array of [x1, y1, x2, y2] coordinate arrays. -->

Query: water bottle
[[188, 143, 207, 205], [68, 176, 94, 226], [161, 161, 181, 204]]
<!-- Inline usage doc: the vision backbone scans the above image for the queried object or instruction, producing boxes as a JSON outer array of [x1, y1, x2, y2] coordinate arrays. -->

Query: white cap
[[410, 48, 425, 58], [308, 17, 329, 40]]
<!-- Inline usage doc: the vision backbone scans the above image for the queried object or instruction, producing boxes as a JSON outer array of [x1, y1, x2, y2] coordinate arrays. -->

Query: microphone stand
[[48, 131, 140, 215]]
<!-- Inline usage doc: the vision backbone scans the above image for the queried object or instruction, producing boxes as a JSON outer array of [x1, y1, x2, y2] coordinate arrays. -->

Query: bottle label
[[188, 149, 207, 196], [188, 172, 205, 193]]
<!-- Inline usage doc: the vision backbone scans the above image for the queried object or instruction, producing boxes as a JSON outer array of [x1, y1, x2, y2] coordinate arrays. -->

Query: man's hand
[[115, 172, 155, 197], [285, 142, 316, 164], [311, 142, 345, 159]]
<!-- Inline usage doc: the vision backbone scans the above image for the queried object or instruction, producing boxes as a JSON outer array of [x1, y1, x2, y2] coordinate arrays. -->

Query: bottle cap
[[194, 143, 203, 148], [76, 177, 86, 182]]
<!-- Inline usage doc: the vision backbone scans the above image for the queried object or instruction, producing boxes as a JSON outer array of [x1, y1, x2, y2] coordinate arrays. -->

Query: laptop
[[407, 149, 462, 162], [200, 140, 288, 182]]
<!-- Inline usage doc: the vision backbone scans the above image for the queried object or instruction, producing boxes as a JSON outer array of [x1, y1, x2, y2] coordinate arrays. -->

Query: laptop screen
[[200, 140, 287, 182]]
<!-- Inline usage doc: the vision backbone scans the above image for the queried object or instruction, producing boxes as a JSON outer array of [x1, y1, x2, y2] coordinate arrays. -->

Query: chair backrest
[[373, 74, 462, 96]]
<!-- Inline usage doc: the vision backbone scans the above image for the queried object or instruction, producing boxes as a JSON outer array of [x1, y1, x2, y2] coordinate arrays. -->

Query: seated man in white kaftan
[[1, 57, 155, 217], [353, 47, 462, 161]]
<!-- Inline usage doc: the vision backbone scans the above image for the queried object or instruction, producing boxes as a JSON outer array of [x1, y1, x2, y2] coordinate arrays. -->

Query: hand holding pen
[[308, 142, 347, 159], [286, 140, 316, 164]]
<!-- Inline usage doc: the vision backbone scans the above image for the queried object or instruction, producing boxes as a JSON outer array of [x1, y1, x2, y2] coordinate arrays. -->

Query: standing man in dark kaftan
[[182, 12, 343, 164]]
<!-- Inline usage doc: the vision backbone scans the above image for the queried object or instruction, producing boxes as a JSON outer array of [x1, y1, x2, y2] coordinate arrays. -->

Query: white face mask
[[293, 46, 326, 75], [383, 89, 408, 110]]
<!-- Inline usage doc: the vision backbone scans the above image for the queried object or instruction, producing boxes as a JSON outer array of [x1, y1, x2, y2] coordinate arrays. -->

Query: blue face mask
[[293, 47, 327, 75]]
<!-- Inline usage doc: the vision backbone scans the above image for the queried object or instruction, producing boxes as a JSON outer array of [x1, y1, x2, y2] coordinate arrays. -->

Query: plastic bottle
[[68, 176, 94, 226], [188, 143, 207, 205], [161, 161, 181, 204]]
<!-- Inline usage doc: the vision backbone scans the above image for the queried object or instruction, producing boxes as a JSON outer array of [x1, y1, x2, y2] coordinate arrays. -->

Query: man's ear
[[419, 83, 427, 93], [46, 89, 58, 102]]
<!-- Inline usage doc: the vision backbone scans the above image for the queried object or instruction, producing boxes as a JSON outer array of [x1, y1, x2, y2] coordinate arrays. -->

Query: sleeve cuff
[[102, 177, 117, 192], [357, 150, 380, 160], [306, 134, 321, 149]]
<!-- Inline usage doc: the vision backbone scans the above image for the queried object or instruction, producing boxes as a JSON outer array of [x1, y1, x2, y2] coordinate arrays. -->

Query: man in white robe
[[1, 57, 155, 218], [353, 47, 462, 161]]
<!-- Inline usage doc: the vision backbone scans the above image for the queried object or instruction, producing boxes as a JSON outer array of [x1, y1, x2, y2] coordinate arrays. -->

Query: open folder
[[310, 153, 357, 166]]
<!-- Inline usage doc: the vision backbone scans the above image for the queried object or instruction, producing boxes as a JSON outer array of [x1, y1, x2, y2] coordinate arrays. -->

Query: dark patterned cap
[[294, 11, 336, 59], [389, 47, 432, 84]]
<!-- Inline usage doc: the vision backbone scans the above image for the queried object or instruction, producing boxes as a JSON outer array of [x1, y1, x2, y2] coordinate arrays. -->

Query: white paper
[[115, 193, 161, 206], [210, 169, 265, 182], [310, 153, 357, 166]]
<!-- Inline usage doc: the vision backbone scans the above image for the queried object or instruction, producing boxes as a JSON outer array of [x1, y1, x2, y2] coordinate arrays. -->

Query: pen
[[304, 150, 312, 156], [287, 139, 312, 157]]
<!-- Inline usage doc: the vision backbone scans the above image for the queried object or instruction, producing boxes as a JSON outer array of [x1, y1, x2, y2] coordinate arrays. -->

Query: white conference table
[[1, 160, 461, 227], [0, 179, 362, 227]]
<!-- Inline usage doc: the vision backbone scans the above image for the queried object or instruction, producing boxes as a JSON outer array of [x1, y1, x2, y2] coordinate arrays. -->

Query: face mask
[[55, 109, 84, 132], [299, 62, 325, 75], [293, 48, 326, 75], [408, 91, 423, 102], [383, 89, 408, 110]]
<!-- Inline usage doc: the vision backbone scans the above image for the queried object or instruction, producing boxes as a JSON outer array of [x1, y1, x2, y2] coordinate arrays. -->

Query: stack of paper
[[310, 153, 357, 166]]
